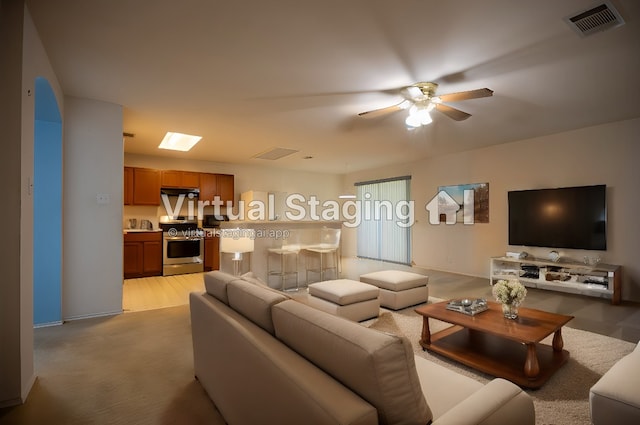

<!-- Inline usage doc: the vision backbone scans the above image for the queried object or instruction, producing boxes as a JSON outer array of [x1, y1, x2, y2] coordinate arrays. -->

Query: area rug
[[362, 305, 636, 425]]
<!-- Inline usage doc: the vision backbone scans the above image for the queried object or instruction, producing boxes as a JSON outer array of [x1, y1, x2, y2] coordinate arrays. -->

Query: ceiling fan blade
[[437, 88, 493, 103], [358, 101, 407, 119], [435, 103, 472, 121]]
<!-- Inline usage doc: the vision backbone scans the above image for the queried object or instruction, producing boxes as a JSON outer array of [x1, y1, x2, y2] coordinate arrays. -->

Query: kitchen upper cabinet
[[217, 174, 235, 205], [123, 231, 163, 278], [199, 173, 235, 205], [124, 167, 134, 205], [199, 173, 218, 201], [124, 167, 233, 207], [132, 168, 161, 205], [161, 170, 200, 188]]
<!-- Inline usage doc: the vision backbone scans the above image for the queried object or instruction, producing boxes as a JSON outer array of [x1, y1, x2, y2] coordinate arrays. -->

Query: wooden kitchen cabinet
[[161, 170, 200, 188], [199, 173, 234, 205], [123, 231, 163, 278], [217, 174, 235, 205], [199, 173, 218, 201], [204, 231, 220, 271], [124, 167, 134, 205], [132, 168, 161, 205]]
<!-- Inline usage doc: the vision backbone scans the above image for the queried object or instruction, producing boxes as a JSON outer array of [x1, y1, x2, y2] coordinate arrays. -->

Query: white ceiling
[[26, 0, 640, 174]]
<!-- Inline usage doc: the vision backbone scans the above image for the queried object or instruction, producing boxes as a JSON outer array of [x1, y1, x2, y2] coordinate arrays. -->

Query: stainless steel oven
[[159, 216, 204, 276]]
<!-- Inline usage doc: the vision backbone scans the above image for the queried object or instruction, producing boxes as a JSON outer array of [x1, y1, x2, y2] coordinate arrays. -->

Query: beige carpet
[[1, 301, 634, 425], [0, 305, 226, 425], [362, 306, 636, 425]]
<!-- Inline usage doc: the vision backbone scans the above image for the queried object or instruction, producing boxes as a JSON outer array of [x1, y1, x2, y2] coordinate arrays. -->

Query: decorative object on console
[[492, 279, 527, 319], [506, 251, 528, 259], [584, 256, 601, 266], [548, 250, 560, 262]]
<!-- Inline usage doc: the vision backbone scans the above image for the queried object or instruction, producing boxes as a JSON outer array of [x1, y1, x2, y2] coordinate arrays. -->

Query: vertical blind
[[356, 176, 411, 264]]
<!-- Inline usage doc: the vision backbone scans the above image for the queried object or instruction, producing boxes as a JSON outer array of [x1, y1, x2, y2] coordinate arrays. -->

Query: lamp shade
[[220, 229, 255, 254]]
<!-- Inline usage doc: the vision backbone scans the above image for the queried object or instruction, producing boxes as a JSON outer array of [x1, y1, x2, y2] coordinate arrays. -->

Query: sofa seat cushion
[[360, 270, 428, 292], [309, 279, 379, 305], [413, 355, 482, 418], [272, 299, 432, 425], [227, 279, 289, 335]]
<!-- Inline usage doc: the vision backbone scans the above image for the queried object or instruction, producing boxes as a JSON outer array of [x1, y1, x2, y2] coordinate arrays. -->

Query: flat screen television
[[508, 185, 607, 250]]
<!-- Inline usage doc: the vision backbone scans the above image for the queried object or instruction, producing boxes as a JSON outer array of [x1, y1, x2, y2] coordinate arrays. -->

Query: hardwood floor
[[122, 272, 205, 312]]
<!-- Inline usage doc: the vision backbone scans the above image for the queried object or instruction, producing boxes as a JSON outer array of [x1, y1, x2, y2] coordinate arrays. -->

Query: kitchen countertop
[[123, 229, 162, 234]]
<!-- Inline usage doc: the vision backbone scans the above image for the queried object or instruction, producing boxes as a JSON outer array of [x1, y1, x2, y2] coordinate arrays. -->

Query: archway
[[33, 77, 63, 326]]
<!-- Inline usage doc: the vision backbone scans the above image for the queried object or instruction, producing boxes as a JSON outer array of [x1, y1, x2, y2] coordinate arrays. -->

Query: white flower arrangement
[[492, 279, 527, 305]]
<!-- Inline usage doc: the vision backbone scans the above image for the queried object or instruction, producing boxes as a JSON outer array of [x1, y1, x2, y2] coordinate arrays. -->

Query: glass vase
[[502, 303, 519, 319]]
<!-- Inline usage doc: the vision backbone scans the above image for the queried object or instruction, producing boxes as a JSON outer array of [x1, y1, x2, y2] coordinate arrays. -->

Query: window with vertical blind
[[355, 176, 411, 264]]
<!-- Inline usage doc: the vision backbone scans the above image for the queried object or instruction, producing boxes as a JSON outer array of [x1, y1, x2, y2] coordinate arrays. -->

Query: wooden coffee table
[[415, 300, 574, 389]]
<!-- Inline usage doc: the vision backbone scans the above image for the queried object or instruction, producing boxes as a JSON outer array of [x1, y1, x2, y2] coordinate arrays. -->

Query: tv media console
[[490, 256, 621, 305]]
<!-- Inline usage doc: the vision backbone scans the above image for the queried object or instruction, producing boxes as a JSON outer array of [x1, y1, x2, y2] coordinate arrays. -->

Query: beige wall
[[63, 97, 124, 320], [343, 117, 640, 302]]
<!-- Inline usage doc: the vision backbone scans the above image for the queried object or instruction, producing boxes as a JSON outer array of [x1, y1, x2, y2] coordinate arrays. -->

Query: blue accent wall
[[34, 77, 62, 326]]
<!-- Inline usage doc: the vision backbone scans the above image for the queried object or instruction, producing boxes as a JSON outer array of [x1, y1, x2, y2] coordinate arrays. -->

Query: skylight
[[158, 132, 202, 152]]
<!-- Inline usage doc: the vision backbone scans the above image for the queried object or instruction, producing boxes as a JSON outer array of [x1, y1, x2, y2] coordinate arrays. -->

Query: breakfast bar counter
[[217, 220, 343, 288]]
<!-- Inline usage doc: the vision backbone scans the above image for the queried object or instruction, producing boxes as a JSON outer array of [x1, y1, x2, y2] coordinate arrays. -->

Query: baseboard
[[34, 320, 63, 329], [63, 309, 123, 322], [21, 374, 37, 404], [0, 396, 22, 409], [0, 372, 37, 408]]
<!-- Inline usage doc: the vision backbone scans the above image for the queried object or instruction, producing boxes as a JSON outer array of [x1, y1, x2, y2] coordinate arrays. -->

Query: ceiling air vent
[[564, 2, 625, 37], [253, 147, 299, 160]]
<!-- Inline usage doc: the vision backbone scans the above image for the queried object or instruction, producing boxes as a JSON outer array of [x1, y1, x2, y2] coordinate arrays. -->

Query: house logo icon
[[425, 188, 481, 225]]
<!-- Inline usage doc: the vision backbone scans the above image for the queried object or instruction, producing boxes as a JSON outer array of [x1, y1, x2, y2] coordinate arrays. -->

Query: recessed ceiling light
[[158, 132, 202, 152]]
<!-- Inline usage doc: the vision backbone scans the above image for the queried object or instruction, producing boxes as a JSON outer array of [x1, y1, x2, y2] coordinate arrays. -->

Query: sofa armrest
[[589, 343, 640, 425], [432, 379, 534, 425]]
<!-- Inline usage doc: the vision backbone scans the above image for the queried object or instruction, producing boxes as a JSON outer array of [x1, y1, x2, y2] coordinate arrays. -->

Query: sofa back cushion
[[227, 279, 289, 335], [203, 271, 239, 304], [272, 300, 433, 425]]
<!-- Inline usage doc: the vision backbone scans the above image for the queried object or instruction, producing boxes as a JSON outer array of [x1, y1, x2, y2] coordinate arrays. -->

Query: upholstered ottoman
[[360, 270, 429, 310], [307, 279, 380, 322]]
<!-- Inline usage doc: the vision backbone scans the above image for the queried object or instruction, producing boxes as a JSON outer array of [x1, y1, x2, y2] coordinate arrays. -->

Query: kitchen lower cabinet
[[204, 231, 220, 271], [124, 231, 163, 278]]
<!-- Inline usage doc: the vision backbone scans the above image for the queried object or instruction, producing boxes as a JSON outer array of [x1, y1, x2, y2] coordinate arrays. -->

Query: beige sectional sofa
[[190, 271, 535, 425], [589, 340, 640, 424]]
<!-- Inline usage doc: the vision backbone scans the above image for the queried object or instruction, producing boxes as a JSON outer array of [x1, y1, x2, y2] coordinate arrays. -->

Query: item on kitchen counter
[[140, 219, 153, 230], [128, 218, 137, 229]]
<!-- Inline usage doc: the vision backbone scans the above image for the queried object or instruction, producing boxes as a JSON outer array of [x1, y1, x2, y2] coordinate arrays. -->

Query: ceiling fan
[[358, 82, 493, 127]]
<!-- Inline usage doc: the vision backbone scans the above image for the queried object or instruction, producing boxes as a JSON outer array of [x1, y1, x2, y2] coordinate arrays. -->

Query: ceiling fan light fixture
[[406, 105, 432, 128], [405, 114, 422, 128]]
